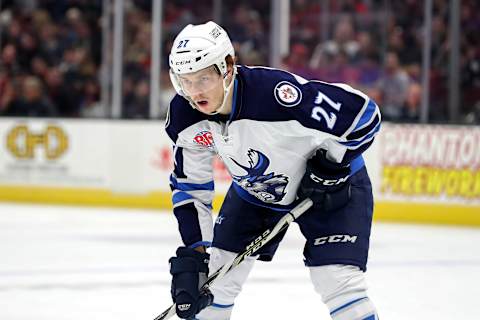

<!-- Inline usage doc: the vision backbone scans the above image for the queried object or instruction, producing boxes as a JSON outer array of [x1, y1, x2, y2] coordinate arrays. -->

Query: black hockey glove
[[169, 247, 214, 319], [298, 149, 351, 212]]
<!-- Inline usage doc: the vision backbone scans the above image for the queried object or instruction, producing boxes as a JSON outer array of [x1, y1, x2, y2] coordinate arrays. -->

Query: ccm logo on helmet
[[175, 60, 191, 65], [314, 234, 358, 246]]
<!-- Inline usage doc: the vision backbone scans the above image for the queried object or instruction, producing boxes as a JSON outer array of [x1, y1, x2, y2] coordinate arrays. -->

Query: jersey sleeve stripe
[[353, 100, 378, 132], [342, 140, 375, 164], [340, 122, 381, 148], [347, 114, 380, 140], [172, 191, 194, 204], [170, 176, 215, 191], [172, 191, 213, 208]]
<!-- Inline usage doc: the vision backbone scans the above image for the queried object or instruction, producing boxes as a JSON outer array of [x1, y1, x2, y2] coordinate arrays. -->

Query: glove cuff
[[309, 149, 350, 181], [175, 246, 210, 273]]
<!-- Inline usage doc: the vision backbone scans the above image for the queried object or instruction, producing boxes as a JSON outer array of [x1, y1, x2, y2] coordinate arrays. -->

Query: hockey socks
[[329, 296, 378, 320]]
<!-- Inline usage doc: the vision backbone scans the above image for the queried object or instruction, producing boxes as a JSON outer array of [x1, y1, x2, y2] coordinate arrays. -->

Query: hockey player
[[166, 21, 380, 320]]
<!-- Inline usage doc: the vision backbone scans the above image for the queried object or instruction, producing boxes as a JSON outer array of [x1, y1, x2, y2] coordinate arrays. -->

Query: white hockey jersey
[[165, 65, 381, 247]]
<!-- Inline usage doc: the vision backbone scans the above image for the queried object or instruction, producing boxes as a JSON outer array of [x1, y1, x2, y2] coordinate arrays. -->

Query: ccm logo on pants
[[314, 235, 358, 246]]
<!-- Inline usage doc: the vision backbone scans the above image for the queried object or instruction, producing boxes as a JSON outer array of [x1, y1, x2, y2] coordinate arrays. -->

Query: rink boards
[[0, 118, 479, 226]]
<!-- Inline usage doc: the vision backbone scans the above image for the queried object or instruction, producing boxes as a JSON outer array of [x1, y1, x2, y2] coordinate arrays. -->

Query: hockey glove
[[169, 246, 214, 319], [298, 149, 351, 212]]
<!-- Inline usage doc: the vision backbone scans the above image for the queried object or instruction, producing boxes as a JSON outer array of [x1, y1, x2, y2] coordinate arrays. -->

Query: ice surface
[[1, 203, 479, 320]]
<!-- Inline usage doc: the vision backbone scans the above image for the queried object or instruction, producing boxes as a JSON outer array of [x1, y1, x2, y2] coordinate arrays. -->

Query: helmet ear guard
[[169, 69, 186, 97]]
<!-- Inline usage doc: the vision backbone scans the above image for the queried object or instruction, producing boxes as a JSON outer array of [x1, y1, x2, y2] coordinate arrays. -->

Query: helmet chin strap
[[211, 65, 237, 115], [186, 66, 237, 115]]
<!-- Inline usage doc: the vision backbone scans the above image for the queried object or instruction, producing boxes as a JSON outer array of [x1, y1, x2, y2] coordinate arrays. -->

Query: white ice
[[1, 202, 479, 320]]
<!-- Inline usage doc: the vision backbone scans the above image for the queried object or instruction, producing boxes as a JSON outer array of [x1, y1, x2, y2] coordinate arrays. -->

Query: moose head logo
[[231, 149, 289, 203]]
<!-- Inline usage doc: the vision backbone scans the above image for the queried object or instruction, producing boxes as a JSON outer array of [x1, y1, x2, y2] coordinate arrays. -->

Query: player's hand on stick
[[169, 247, 214, 319], [298, 149, 351, 212]]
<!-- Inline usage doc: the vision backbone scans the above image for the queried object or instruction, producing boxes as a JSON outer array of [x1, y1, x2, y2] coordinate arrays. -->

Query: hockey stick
[[154, 198, 313, 320]]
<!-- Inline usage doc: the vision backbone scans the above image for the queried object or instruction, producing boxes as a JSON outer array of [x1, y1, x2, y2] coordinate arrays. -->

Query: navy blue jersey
[[165, 65, 381, 247]]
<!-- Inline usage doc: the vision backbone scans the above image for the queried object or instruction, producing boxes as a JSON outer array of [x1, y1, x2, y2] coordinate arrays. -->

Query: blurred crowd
[[282, 0, 480, 123], [0, 0, 479, 123], [0, 0, 103, 117]]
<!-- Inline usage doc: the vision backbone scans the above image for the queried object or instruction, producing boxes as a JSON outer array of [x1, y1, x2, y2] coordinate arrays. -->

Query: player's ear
[[225, 55, 235, 75]]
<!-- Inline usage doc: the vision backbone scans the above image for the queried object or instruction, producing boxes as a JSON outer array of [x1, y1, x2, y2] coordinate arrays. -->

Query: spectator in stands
[[45, 67, 76, 117], [0, 69, 15, 113], [290, 0, 321, 46], [37, 21, 63, 65], [123, 79, 149, 119], [225, 4, 268, 66], [401, 82, 421, 122], [0, 0, 478, 123], [462, 47, 480, 122], [1, 43, 19, 75], [30, 56, 49, 79], [282, 43, 316, 79], [376, 51, 410, 121], [159, 71, 175, 119], [387, 24, 422, 67], [17, 32, 38, 71], [79, 78, 105, 118], [356, 55, 381, 92], [3, 75, 57, 117], [355, 31, 379, 65], [323, 49, 360, 84], [310, 17, 359, 69]]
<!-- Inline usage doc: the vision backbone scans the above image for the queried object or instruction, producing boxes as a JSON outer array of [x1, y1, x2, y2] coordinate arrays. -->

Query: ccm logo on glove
[[298, 149, 352, 212], [177, 304, 191, 311], [309, 172, 350, 186]]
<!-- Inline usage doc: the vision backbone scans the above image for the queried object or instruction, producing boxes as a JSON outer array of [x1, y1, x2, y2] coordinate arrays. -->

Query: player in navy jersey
[[166, 21, 380, 320]]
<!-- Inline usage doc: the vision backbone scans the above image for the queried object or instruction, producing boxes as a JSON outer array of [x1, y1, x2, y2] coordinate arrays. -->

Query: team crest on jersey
[[231, 149, 289, 203], [193, 130, 214, 148], [274, 81, 302, 107]]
